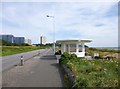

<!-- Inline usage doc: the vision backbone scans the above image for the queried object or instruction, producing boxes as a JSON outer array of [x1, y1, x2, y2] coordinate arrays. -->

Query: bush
[[12, 43, 20, 46], [59, 52, 71, 64], [59, 52, 79, 64], [1, 39, 13, 46], [20, 43, 30, 46], [70, 54, 78, 62]]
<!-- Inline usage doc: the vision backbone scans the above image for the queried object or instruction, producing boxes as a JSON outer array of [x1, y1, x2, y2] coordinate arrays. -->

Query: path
[[2, 49, 47, 71], [2, 48, 63, 87]]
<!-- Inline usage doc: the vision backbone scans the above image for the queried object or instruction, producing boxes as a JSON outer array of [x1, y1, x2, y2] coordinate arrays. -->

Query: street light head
[[46, 15, 49, 17], [46, 15, 54, 18]]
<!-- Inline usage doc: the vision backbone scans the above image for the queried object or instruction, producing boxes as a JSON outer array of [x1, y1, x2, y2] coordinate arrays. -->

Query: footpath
[[2, 49, 64, 87]]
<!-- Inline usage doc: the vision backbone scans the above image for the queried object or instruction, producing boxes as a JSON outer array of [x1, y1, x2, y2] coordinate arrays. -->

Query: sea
[[95, 47, 120, 50]]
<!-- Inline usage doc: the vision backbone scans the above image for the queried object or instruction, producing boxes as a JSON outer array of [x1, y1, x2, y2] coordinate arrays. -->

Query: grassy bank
[[60, 52, 119, 87], [0, 46, 47, 56], [87, 47, 120, 59]]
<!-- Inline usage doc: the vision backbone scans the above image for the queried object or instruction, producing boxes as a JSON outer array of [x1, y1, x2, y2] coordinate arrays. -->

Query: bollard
[[38, 51, 40, 55], [20, 56, 24, 66]]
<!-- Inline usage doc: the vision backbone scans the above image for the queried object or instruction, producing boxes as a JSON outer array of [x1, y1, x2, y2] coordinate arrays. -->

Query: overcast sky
[[0, 0, 119, 47]]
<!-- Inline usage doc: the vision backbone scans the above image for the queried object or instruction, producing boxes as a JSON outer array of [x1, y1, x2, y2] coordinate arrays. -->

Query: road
[[2, 48, 49, 71], [2, 48, 64, 87]]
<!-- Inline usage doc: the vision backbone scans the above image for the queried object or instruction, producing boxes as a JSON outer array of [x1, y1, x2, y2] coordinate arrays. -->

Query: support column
[[81, 42, 85, 52], [61, 43, 64, 54], [68, 44, 70, 54], [63, 43, 66, 53], [76, 43, 79, 53]]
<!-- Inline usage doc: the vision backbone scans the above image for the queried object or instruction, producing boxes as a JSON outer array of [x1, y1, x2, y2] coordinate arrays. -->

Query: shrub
[[70, 54, 77, 60], [59, 52, 79, 64], [59, 52, 71, 64]]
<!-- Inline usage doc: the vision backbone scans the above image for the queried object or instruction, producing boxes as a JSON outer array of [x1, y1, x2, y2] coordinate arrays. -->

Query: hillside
[[0, 39, 13, 46], [1, 46, 43, 56], [0, 39, 29, 46]]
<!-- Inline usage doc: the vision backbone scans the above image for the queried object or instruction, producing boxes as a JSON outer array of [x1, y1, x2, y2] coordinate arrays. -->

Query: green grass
[[86, 47, 120, 59], [60, 53, 120, 87], [88, 47, 120, 53], [67, 59, 119, 87], [0, 46, 47, 56]]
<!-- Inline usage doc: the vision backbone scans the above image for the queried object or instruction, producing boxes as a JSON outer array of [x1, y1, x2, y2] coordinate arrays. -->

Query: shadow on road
[[40, 55, 56, 60]]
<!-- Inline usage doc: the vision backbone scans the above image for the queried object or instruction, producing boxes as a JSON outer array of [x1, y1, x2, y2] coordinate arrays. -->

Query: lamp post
[[46, 15, 55, 54]]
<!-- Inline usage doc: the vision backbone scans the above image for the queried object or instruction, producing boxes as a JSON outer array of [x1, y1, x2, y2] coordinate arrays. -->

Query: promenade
[[2, 49, 63, 87]]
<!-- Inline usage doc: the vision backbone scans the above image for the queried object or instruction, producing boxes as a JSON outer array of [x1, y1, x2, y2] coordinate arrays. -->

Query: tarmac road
[[2, 48, 64, 87], [2, 48, 48, 71]]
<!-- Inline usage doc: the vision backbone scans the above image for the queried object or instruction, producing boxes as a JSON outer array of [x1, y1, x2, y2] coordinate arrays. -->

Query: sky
[[0, 0, 119, 47]]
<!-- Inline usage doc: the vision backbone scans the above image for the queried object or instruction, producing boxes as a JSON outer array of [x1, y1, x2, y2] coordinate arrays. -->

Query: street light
[[46, 15, 55, 54], [46, 15, 54, 18]]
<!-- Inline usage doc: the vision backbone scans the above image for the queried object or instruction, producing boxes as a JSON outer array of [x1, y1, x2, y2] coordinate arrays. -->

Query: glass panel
[[70, 44, 76, 52], [79, 45, 82, 52]]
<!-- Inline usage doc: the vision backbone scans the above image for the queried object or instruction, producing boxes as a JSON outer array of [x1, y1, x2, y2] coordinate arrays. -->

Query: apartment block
[[25, 39, 32, 45], [0, 35, 14, 43], [40, 36, 47, 45], [13, 37, 25, 44]]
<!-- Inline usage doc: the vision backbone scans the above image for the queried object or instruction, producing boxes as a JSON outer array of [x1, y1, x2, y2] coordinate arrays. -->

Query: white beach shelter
[[56, 39, 92, 57]]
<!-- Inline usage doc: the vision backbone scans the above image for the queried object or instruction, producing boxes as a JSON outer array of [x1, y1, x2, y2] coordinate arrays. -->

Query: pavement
[[2, 48, 64, 87], [2, 49, 47, 71]]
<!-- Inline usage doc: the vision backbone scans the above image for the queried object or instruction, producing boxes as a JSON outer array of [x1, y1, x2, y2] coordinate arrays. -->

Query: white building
[[40, 36, 47, 45], [56, 39, 92, 57], [25, 39, 32, 45]]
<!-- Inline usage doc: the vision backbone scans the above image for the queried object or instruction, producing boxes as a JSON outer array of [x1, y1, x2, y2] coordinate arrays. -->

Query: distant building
[[13, 37, 25, 44], [0, 34, 32, 44], [40, 36, 47, 45], [0, 34, 14, 43], [25, 39, 32, 45]]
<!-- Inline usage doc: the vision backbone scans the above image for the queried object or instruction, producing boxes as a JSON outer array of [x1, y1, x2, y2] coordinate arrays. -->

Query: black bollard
[[38, 51, 40, 55], [20, 56, 24, 66]]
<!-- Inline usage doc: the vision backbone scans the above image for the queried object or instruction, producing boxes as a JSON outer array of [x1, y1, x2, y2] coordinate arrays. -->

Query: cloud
[[1, 2, 118, 47], [54, 2, 118, 47], [95, 23, 105, 27], [105, 4, 118, 17], [1, 0, 119, 2]]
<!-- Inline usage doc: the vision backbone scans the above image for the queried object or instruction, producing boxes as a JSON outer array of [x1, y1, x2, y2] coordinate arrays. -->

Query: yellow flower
[[111, 60, 113, 62], [104, 68, 107, 71]]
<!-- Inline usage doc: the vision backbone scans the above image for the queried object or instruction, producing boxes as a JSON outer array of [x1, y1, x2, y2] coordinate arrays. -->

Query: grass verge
[[0, 46, 47, 56], [60, 52, 120, 87]]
